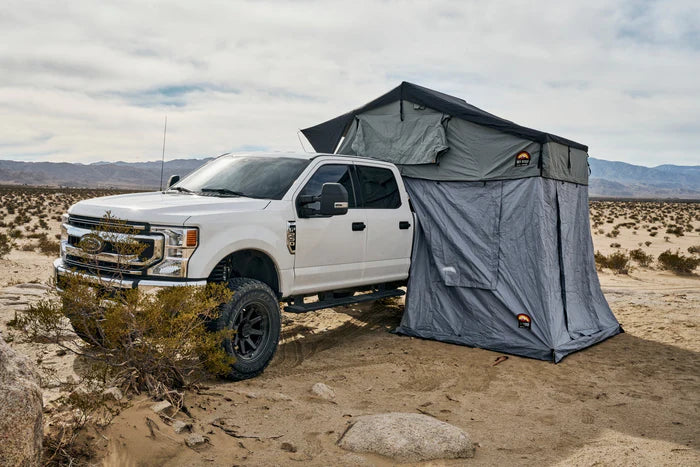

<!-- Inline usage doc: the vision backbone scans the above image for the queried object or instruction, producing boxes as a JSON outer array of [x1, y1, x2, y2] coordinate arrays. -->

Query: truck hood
[[69, 192, 271, 225]]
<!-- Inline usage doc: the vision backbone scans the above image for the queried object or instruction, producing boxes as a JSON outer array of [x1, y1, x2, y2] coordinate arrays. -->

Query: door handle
[[399, 221, 411, 230], [352, 222, 366, 231]]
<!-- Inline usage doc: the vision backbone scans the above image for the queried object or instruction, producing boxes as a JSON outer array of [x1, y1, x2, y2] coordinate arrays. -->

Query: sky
[[0, 0, 698, 167]]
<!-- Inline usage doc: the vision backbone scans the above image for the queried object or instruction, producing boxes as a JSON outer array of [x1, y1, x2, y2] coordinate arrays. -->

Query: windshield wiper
[[167, 186, 193, 194], [200, 187, 248, 197]]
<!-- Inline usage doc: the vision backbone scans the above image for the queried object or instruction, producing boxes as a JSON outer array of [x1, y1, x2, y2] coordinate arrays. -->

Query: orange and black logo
[[517, 313, 532, 329], [515, 151, 531, 167]]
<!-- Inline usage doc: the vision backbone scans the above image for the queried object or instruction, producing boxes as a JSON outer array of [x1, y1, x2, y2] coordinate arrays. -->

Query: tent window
[[356, 166, 401, 209], [298, 164, 357, 216]]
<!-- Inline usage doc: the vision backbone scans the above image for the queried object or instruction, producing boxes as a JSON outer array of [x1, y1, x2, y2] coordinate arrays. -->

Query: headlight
[[148, 226, 199, 277], [60, 213, 69, 259], [60, 214, 69, 243]]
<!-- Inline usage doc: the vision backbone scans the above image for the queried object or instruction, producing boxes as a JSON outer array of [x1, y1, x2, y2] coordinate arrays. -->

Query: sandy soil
[[0, 198, 698, 466]]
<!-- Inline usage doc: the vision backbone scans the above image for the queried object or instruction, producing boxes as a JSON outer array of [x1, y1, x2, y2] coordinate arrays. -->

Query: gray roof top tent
[[302, 82, 621, 362]]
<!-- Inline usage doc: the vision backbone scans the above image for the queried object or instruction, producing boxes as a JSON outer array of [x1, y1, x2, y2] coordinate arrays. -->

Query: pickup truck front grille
[[63, 215, 163, 275]]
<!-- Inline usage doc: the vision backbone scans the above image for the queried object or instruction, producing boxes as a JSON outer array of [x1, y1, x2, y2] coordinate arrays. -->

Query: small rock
[[102, 387, 123, 401], [55, 349, 67, 357], [173, 420, 192, 434], [280, 442, 297, 453], [185, 433, 207, 448], [338, 413, 474, 462], [311, 382, 335, 400], [268, 392, 293, 402], [150, 400, 173, 415]]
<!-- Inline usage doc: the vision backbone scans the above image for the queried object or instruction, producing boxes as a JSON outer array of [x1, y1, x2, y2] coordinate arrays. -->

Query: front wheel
[[216, 278, 281, 381]]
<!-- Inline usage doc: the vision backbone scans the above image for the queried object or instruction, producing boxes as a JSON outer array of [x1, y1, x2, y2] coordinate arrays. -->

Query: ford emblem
[[79, 234, 104, 254]]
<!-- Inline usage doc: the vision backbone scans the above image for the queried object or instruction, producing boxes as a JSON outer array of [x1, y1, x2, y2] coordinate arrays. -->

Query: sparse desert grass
[[0, 185, 132, 260]]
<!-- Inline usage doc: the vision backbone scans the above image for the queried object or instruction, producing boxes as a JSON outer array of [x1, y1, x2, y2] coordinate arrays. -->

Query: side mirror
[[167, 175, 180, 188], [319, 183, 349, 216]]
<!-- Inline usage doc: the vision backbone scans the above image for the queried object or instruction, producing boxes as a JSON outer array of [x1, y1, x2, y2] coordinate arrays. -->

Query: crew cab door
[[292, 163, 367, 294], [355, 163, 413, 283]]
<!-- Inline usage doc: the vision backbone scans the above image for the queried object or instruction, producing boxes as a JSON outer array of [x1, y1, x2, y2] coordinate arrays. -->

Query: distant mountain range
[[587, 158, 700, 199], [0, 158, 212, 190], [0, 156, 698, 198]]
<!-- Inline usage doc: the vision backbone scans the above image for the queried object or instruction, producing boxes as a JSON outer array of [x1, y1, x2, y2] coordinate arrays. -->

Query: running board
[[284, 289, 405, 314]]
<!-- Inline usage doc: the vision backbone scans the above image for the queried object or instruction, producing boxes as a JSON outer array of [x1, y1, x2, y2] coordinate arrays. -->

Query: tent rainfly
[[302, 82, 621, 362]]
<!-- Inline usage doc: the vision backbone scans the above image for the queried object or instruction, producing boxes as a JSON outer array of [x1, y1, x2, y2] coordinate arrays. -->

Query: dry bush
[[0, 232, 13, 258], [688, 245, 700, 255], [25, 278, 235, 391], [657, 250, 700, 275], [666, 225, 684, 236], [629, 248, 654, 267], [37, 236, 60, 256], [595, 251, 629, 274]]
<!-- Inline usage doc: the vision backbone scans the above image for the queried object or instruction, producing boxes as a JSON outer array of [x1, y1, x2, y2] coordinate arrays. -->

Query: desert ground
[[0, 187, 698, 466]]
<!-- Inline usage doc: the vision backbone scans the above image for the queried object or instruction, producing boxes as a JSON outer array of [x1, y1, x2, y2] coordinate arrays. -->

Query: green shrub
[[657, 250, 700, 274]]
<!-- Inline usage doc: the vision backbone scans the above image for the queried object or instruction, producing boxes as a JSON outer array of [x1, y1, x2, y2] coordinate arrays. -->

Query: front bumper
[[53, 259, 207, 292]]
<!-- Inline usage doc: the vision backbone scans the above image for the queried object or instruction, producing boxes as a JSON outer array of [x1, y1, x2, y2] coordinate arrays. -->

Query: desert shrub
[[0, 232, 13, 258], [645, 241, 652, 247], [629, 248, 653, 267], [22, 278, 235, 391], [595, 251, 629, 274], [650, 231, 658, 237], [610, 243, 621, 248], [688, 245, 700, 255], [605, 229, 620, 238], [21, 243, 36, 252], [37, 237, 60, 256], [8, 228, 23, 239], [666, 225, 684, 236], [606, 251, 630, 274], [657, 250, 700, 274]]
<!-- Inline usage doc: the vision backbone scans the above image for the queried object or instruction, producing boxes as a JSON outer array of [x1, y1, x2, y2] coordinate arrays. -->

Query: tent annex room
[[302, 82, 622, 362]]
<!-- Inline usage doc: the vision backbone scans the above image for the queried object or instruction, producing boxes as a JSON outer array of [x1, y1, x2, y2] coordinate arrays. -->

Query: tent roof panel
[[301, 82, 588, 153]]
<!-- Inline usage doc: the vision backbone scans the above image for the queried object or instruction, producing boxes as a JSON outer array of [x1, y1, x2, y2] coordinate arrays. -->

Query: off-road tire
[[216, 278, 281, 381]]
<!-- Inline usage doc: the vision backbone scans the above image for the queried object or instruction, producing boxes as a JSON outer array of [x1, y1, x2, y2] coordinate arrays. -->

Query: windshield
[[173, 156, 310, 200]]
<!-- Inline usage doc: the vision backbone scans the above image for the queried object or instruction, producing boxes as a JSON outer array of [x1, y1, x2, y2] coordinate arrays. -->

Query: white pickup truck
[[55, 153, 415, 379]]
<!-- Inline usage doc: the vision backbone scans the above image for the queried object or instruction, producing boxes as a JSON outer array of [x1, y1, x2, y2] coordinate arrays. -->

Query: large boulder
[[0, 335, 43, 466], [338, 413, 474, 463]]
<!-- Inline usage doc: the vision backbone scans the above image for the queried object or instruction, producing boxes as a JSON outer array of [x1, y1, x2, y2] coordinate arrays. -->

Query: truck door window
[[356, 166, 401, 209], [298, 164, 357, 215]]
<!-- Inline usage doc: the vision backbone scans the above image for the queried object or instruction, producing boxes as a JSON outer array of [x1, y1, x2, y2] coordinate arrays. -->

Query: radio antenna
[[159, 115, 168, 191]]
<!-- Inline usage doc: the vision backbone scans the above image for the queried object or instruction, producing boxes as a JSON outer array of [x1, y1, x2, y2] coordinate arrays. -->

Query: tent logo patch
[[515, 151, 531, 167], [517, 313, 532, 329]]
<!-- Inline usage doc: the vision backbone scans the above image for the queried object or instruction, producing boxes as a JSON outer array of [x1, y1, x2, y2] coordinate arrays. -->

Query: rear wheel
[[216, 278, 281, 381]]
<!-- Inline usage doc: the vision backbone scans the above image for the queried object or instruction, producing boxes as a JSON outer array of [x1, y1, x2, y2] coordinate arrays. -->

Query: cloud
[[0, 0, 698, 166]]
